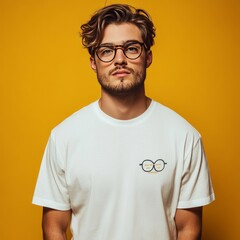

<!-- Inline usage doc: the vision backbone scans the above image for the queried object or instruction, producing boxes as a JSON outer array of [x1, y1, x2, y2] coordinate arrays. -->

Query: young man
[[33, 4, 215, 240]]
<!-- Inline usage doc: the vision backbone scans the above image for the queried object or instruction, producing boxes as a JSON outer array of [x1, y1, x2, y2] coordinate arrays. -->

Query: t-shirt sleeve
[[32, 133, 70, 210], [177, 136, 215, 209]]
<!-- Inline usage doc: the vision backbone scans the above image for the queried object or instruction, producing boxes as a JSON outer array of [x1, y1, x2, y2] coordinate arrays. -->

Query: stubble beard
[[96, 67, 147, 97]]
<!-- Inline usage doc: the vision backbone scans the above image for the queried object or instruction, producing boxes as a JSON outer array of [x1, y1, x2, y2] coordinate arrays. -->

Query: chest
[[64, 127, 184, 208]]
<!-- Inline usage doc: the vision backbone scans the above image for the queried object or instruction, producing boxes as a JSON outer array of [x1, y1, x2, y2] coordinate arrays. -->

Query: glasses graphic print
[[140, 159, 167, 173]]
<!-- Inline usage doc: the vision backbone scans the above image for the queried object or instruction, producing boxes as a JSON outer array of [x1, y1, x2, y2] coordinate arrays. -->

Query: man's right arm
[[42, 207, 71, 240]]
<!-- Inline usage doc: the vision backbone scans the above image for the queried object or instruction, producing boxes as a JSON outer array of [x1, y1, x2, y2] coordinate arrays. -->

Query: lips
[[112, 70, 130, 77], [110, 67, 133, 77]]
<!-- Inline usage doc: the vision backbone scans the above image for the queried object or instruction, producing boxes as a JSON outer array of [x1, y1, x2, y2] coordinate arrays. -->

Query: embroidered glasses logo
[[139, 159, 167, 174]]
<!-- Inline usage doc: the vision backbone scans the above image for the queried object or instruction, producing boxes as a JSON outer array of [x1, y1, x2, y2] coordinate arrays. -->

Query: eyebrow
[[99, 40, 142, 47]]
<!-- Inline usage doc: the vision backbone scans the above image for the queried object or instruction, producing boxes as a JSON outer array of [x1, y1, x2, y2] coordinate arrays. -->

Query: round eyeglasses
[[94, 41, 145, 63]]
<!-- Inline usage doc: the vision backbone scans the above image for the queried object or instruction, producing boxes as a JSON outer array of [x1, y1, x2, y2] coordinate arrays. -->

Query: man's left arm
[[175, 207, 202, 240]]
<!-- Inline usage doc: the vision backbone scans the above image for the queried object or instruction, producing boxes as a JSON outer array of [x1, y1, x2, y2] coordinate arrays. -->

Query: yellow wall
[[1, 0, 240, 239]]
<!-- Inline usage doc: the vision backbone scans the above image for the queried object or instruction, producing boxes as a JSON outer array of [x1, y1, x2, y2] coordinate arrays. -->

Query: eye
[[125, 44, 141, 54], [97, 47, 114, 57]]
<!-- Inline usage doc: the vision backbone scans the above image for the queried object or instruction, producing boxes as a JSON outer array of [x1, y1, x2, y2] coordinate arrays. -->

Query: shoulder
[[151, 100, 201, 139], [50, 101, 98, 141]]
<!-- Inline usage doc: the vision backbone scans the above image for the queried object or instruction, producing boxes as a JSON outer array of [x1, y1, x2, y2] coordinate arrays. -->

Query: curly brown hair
[[80, 4, 156, 57]]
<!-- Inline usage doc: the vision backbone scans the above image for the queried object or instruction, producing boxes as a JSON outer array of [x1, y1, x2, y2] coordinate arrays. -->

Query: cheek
[[99, 68, 114, 78], [133, 59, 148, 71], [93, 60, 113, 73]]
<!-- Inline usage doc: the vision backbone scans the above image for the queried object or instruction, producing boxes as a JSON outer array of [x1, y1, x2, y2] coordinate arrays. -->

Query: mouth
[[111, 68, 132, 78]]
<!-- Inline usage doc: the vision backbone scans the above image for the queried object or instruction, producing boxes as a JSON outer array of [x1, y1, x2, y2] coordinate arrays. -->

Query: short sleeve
[[32, 133, 70, 210], [177, 136, 215, 209]]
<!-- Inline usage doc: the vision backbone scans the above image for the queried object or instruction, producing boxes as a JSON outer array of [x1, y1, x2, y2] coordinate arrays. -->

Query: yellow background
[[1, 0, 240, 239]]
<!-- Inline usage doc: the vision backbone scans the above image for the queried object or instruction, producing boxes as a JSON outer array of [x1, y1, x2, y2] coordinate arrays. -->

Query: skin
[[42, 208, 71, 240], [90, 23, 152, 120], [42, 23, 202, 239], [175, 207, 202, 240]]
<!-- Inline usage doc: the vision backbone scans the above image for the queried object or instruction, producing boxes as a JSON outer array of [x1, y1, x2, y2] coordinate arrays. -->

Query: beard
[[96, 66, 147, 96]]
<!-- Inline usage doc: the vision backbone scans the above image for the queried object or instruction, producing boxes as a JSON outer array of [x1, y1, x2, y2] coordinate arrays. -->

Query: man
[[33, 4, 215, 240]]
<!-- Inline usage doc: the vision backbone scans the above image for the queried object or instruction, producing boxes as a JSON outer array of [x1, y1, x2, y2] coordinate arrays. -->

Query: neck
[[99, 87, 151, 120]]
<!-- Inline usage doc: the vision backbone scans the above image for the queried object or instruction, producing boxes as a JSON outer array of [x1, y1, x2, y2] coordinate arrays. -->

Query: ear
[[146, 50, 153, 68], [90, 57, 97, 72]]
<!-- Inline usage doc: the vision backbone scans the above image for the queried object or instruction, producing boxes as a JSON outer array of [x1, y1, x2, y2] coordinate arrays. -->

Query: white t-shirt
[[33, 100, 215, 240]]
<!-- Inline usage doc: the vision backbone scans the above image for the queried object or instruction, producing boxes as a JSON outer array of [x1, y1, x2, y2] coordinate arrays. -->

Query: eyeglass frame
[[93, 40, 147, 63]]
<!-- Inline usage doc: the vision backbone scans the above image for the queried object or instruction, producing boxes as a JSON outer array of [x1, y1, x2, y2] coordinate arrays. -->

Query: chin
[[102, 81, 144, 96]]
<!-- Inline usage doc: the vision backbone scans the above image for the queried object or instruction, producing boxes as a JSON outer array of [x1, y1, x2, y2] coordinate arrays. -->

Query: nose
[[114, 48, 127, 65]]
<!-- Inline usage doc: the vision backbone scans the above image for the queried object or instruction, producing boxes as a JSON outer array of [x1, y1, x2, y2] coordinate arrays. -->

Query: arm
[[42, 207, 71, 240], [175, 207, 202, 240]]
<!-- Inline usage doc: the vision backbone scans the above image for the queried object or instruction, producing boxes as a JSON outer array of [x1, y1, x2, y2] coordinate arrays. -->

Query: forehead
[[101, 23, 142, 45]]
